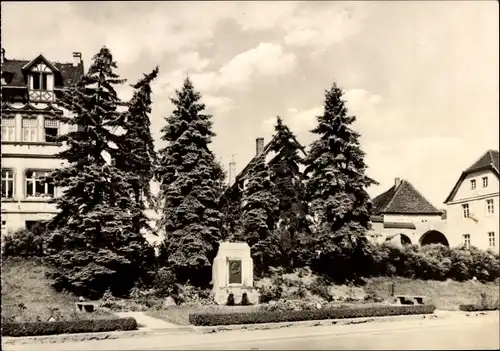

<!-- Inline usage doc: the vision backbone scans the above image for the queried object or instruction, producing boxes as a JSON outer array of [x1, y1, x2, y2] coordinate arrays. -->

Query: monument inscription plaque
[[228, 260, 242, 284]]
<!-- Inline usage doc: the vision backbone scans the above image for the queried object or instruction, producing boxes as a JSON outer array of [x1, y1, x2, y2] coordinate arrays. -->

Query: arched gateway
[[419, 230, 449, 247]]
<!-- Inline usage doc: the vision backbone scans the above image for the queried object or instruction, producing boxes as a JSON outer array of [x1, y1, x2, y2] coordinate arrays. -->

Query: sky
[[2, 1, 499, 207]]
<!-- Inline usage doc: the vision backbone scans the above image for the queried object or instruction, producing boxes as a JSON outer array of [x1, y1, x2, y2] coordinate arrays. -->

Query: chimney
[[256, 137, 264, 156], [394, 177, 401, 188], [1, 48, 5, 64], [72, 52, 82, 67], [228, 155, 236, 187]]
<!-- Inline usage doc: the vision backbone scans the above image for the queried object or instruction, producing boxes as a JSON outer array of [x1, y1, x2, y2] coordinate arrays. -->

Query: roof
[[372, 179, 442, 215], [234, 133, 306, 184], [444, 150, 500, 204], [2, 54, 84, 88]]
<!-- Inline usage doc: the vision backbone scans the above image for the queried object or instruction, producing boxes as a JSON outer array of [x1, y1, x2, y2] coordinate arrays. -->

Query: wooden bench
[[395, 295, 426, 305], [75, 301, 98, 313]]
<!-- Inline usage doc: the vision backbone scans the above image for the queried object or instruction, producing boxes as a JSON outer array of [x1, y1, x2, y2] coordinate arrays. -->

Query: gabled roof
[[234, 133, 306, 183], [372, 179, 442, 215], [21, 54, 60, 73], [444, 150, 500, 204], [2, 55, 84, 88]]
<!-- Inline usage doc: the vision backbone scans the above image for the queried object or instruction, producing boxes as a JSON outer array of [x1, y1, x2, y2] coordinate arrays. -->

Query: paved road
[[4, 313, 499, 351]]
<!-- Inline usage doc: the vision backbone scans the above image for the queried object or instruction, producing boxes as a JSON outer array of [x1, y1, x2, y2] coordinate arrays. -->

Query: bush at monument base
[[188, 304, 436, 326]]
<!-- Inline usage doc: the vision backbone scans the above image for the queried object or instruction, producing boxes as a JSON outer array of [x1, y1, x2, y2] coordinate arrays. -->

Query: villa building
[[1, 49, 84, 233], [443, 150, 499, 252], [367, 178, 446, 247]]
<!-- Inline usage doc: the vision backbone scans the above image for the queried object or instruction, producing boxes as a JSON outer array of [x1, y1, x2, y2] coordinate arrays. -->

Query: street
[[4, 313, 499, 351]]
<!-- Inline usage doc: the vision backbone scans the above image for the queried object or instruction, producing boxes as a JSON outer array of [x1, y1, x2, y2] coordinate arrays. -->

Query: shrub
[[3, 224, 47, 258], [459, 304, 499, 312], [2, 317, 137, 337], [189, 304, 436, 326]]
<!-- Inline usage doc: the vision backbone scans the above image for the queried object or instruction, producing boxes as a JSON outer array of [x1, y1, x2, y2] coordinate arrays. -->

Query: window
[[463, 234, 470, 249], [470, 179, 476, 190], [22, 118, 38, 142], [25, 221, 41, 231], [32, 73, 48, 90], [25, 170, 55, 198], [1, 169, 14, 199], [486, 199, 495, 215], [488, 232, 496, 248], [462, 203, 470, 218], [483, 177, 488, 188], [44, 119, 59, 142], [1, 117, 15, 141]]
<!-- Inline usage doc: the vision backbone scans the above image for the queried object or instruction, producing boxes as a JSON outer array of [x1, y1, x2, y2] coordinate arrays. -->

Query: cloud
[[154, 43, 297, 96], [203, 95, 235, 113], [217, 43, 297, 90], [176, 51, 210, 72]]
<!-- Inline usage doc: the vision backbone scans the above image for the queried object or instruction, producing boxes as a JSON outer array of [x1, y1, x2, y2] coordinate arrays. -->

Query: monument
[[212, 242, 260, 305]]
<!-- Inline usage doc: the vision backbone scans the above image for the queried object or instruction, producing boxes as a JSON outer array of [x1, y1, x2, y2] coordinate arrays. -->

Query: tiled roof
[[2, 55, 84, 88], [372, 179, 441, 215], [444, 150, 500, 204], [465, 149, 499, 174]]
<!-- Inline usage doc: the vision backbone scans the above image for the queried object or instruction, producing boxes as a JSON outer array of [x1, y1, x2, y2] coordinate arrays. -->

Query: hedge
[[2, 317, 137, 337], [189, 304, 436, 326], [459, 304, 500, 312]]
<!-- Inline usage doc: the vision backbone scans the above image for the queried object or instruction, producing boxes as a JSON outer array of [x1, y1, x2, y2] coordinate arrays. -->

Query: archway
[[419, 230, 449, 247], [400, 234, 412, 246]]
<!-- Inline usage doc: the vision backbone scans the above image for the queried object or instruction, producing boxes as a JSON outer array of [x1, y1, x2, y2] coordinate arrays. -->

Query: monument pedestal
[[212, 242, 260, 305]]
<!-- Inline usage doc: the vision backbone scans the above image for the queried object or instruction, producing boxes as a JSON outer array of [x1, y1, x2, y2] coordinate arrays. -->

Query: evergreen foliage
[[44, 47, 155, 299], [238, 153, 280, 271], [268, 116, 310, 268], [304, 82, 378, 281], [114, 67, 159, 235], [156, 77, 224, 286]]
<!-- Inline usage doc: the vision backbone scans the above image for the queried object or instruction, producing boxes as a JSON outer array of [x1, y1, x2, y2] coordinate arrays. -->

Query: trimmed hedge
[[459, 304, 499, 312], [189, 304, 436, 326], [2, 317, 137, 337]]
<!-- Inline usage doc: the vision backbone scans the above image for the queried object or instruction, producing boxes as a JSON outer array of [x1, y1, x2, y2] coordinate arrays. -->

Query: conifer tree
[[114, 67, 159, 235], [304, 82, 377, 281], [268, 116, 310, 267], [44, 47, 155, 298], [156, 77, 224, 286], [238, 154, 280, 271]]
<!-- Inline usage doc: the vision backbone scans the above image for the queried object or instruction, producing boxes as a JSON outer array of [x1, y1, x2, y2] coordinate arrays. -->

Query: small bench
[[75, 301, 98, 313], [395, 295, 426, 305]]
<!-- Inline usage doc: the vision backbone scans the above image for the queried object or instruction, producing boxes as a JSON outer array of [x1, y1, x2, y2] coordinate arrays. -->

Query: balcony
[[29, 89, 54, 103]]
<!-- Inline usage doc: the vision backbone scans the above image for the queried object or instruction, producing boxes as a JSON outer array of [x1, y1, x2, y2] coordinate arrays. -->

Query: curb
[[3, 310, 495, 345]]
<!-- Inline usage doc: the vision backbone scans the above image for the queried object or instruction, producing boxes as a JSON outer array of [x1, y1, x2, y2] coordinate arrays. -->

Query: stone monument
[[212, 242, 260, 305]]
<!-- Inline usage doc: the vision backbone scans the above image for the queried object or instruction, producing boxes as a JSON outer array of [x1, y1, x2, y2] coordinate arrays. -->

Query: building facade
[[443, 150, 499, 252], [367, 177, 446, 247], [1, 49, 84, 234]]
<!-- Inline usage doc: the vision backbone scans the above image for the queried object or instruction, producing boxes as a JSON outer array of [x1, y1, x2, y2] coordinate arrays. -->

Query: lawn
[[1, 258, 115, 323], [364, 277, 500, 311]]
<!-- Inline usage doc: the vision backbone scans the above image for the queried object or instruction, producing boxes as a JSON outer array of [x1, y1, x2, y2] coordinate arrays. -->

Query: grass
[[364, 277, 500, 311], [1, 258, 115, 323]]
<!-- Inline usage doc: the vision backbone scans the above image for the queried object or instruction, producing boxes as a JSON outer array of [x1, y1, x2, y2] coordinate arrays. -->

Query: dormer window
[[27, 60, 56, 102], [32, 72, 49, 90]]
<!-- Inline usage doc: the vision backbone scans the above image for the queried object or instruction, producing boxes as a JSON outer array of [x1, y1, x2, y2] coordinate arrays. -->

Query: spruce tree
[[44, 47, 155, 298], [304, 82, 377, 281], [268, 116, 310, 267], [156, 77, 224, 286], [114, 67, 159, 235], [238, 154, 280, 271]]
